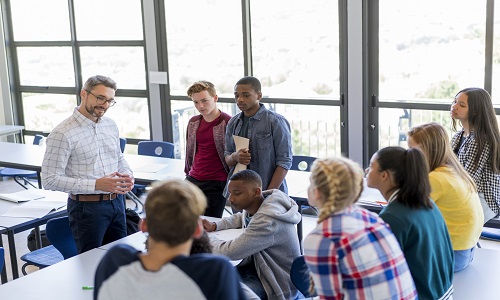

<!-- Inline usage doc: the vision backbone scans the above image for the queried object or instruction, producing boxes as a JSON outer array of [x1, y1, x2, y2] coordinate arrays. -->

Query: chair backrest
[[290, 256, 316, 298], [138, 141, 175, 158], [46, 216, 78, 259], [0, 247, 4, 273], [119, 137, 127, 153], [33, 134, 45, 145], [291, 156, 317, 172]]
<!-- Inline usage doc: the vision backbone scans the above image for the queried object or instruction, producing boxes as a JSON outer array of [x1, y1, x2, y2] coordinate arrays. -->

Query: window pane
[[73, 0, 143, 40], [10, 0, 70, 41], [251, 0, 339, 99], [379, 0, 486, 103], [274, 104, 340, 157], [165, 0, 243, 96], [17, 47, 75, 86], [171, 100, 340, 159], [378, 108, 454, 149], [492, 2, 500, 103], [104, 97, 150, 140], [80, 47, 146, 90], [22, 93, 76, 132]]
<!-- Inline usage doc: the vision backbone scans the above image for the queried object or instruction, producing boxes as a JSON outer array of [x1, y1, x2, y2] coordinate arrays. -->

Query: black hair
[[235, 76, 262, 93], [376, 146, 432, 209], [229, 169, 263, 188]]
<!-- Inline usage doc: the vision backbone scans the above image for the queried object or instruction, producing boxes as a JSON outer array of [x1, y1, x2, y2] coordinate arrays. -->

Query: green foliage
[[417, 79, 459, 99]]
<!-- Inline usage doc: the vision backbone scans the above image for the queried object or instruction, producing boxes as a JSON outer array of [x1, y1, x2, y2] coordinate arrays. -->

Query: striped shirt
[[304, 206, 417, 300], [42, 107, 132, 194]]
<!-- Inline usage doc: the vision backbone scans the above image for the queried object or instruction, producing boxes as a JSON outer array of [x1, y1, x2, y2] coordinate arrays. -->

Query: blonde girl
[[408, 122, 483, 272]]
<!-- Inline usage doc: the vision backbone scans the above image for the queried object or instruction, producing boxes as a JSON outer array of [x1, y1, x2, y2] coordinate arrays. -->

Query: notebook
[[0, 190, 45, 203]]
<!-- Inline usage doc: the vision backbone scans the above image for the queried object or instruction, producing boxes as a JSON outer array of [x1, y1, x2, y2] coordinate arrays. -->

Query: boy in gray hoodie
[[202, 169, 301, 300]]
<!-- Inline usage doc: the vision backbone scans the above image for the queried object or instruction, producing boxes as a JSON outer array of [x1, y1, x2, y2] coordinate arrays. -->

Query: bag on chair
[[126, 208, 141, 235]]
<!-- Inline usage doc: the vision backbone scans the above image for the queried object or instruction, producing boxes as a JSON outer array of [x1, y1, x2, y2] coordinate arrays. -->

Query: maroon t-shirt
[[189, 116, 227, 181]]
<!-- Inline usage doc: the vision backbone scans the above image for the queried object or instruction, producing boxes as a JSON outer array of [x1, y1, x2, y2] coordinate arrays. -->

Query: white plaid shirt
[[451, 130, 500, 215], [42, 107, 132, 194]]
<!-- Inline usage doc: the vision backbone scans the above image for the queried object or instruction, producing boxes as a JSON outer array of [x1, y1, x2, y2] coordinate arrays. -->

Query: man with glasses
[[42, 75, 134, 253]]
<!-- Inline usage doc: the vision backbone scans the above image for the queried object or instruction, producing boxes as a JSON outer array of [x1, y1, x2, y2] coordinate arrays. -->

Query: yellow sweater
[[430, 166, 484, 250]]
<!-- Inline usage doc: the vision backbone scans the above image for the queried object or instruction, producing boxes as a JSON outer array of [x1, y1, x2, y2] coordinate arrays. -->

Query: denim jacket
[[224, 104, 292, 198]]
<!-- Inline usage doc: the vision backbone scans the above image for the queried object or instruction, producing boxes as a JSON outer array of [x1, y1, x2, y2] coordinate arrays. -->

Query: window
[[165, 0, 343, 158], [250, 0, 340, 100], [164, 0, 243, 96], [5, 0, 148, 142], [369, 0, 490, 159]]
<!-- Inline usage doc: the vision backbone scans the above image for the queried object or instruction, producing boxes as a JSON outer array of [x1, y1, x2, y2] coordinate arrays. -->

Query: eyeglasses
[[85, 90, 116, 107]]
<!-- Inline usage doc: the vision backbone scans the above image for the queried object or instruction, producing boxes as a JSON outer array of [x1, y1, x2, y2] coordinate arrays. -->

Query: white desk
[[98, 231, 147, 251], [453, 248, 500, 299], [0, 189, 68, 281], [0, 142, 45, 188], [124, 154, 185, 184], [0, 125, 24, 143], [0, 247, 105, 300]]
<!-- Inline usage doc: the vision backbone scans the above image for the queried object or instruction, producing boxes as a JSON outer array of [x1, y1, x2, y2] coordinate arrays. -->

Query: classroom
[[1, 0, 500, 299]]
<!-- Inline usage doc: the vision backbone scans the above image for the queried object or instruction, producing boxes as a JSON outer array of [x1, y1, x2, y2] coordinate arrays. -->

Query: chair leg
[[21, 263, 29, 276], [13, 176, 29, 189], [13, 176, 37, 189], [126, 192, 143, 214]]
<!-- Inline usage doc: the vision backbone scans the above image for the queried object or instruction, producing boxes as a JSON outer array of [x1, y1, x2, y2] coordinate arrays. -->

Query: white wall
[[347, 0, 364, 165], [0, 3, 11, 127]]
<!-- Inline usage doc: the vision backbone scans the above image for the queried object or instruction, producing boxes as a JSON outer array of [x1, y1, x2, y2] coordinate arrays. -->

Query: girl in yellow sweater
[[408, 122, 483, 272]]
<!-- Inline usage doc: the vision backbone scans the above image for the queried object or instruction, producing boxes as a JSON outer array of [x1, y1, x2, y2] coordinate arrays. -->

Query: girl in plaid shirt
[[450, 87, 500, 222], [304, 157, 417, 300]]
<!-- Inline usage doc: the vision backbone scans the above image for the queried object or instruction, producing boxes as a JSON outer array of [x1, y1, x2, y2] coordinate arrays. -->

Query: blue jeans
[[237, 262, 267, 300], [454, 247, 475, 272], [67, 195, 127, 253]]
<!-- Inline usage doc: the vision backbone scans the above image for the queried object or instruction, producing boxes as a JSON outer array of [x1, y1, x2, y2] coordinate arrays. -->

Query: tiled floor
[[0, 177, 499, 285]]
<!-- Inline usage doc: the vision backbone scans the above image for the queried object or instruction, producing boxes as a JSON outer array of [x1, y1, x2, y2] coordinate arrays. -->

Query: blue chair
[[290, 155, 317, 252], [119, 137, 127, 153], [138, 141, 175, 158], [133, 141, 175, 200], [46, 216, 78, 259], [20, 216, 77, 275], [291, 156, 316, 172], [0, 134, 45, 189], [480, 228, 500, 242], [290, 256, 316, 298], [0, 247, 4, 274]]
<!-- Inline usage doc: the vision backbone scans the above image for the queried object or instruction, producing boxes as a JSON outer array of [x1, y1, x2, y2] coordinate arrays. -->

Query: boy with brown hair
[[94, 179, 245, 300]]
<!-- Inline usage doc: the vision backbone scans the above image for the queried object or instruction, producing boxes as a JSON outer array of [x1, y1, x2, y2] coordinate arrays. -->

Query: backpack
[[126, 208, 141, 235]]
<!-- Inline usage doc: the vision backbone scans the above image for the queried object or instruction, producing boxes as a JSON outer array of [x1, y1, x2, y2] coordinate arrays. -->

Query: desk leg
[[34, 227, 41, 249], [37, 171, 42, 189], [297, 205, 303, 255], [0, 237, 7, 283], [7, 231, 19, 279]]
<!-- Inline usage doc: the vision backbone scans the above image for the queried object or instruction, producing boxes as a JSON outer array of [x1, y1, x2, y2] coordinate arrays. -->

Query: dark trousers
[[186, 176, 226, 218], [67, 194, 127, 253]]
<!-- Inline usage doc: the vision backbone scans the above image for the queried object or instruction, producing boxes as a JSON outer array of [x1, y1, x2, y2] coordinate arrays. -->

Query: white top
[[42, 108, 132, 194]]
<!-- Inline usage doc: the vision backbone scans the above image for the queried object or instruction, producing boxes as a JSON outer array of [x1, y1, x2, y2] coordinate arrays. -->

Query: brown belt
[[69, 193, 117, 202]]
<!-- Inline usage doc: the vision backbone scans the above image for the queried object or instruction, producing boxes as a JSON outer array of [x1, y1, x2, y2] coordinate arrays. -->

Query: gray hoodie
[[212, 189, 301, 300]]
